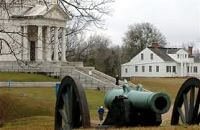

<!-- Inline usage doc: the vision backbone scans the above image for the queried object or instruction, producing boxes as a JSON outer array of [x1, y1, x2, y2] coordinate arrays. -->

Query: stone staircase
[[75, 67, 124, 86], [0, 61, 124, 89]]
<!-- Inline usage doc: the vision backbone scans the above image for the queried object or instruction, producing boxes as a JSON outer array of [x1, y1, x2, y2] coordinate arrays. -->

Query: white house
[[121, 44, 200, 78]]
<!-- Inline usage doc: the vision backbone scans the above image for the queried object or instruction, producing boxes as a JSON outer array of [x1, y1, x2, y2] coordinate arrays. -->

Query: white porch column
[[180, 62, 183, 77], [36, 26, 43, 61], [45, 26, 52, 61], [61, 28, 66, 62], [182, 63, 184, 76], [22, 26, 29, 61], [183, 63, 185, 76], [190, 65, 193, 74], [186, 63, 188, 76], [189, 64, 192, 75], [54, 27, 59, 61]]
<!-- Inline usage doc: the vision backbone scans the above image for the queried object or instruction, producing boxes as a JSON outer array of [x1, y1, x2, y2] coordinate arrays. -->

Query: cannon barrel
[[104, 84, 171, 114]]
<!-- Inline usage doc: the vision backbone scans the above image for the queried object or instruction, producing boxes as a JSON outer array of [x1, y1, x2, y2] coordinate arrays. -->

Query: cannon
[[55, 76, 171, 129], [103, 83, 171, 126]]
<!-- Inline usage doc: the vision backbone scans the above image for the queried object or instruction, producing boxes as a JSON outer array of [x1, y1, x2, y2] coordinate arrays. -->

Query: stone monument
[[0, 0, 69, 62]]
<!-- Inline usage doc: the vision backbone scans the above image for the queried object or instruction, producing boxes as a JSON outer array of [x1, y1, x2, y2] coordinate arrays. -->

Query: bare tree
[[74, 34, 120, 76], [58, 0, 114, 33], [122, 22, 167, 62]]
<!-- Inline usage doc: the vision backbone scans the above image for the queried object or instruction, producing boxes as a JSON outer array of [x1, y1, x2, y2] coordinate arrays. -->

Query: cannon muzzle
[[104, 85, 170, 114], [128, 91, 170, 114]]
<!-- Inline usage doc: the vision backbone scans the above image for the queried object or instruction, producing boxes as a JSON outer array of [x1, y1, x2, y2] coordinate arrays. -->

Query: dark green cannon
[[103, 83, 171, 126]]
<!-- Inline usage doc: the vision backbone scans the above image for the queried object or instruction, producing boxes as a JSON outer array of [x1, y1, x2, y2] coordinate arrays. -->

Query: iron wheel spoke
[[189, 87, 195, 122], [59, 109, 68, 124], [62, 93, 71, 122], [68, 86, 74, 123], [178, 107, 186, 124], [183, 93, 189, 122], [194, 88, 200, 123], [68, 86, 73, 116], [197, 113, 200, 123], [63, 124, 71, 130]]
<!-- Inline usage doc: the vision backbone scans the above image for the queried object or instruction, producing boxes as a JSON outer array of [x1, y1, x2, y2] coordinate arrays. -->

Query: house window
[[141, 53, 144, 60], [166, 66, 171, 72], [172, 66, 176, 73], [156, 66, 159, 72], [150, 53, 153, 60], [142, 66, 145, 72], [135, 66, 138, 72], [187, 66, 190, 73], [125, 68, 128, 73], [194, 66, 198, 73], [149, 66, 152, 72], [185, 54, 187, 58], [177, 54, 179, 59]]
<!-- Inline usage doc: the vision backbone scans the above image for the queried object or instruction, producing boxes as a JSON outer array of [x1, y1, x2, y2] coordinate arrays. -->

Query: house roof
[[148, 47, 178, 62], [165, 48, 182, 54]]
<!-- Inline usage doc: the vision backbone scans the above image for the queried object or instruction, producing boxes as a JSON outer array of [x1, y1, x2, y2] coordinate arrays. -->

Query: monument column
[[61, 28, 66, 62], [21, 26, 24, 60], [22, 26, 29, 61], [45, 26, 52, 61], [37, 26, 43, 61], [54, 27, 59, 61]]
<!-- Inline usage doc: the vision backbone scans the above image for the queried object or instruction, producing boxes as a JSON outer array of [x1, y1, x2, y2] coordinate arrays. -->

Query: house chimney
[[188, 46, 193, 57], [151, 42, 160, 48]]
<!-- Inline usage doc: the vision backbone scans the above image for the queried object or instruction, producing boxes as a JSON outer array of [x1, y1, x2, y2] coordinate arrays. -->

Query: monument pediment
[[12, 4, 70, 21], [43, 5, 69, 21]]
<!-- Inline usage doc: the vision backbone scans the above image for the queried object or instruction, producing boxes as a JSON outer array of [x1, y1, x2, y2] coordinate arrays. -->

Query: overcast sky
[[94, 0, 200, 48]]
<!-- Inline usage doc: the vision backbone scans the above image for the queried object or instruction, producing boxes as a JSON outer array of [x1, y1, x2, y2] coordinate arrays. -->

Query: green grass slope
[[0, 72, 58, 82], [0, 77, 198, 130], [131, 77, 186, 101]]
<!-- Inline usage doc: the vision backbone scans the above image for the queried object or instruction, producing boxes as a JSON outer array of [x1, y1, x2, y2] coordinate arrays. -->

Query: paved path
[[0, 82, 59, 87], [162, 105, 173, 125]]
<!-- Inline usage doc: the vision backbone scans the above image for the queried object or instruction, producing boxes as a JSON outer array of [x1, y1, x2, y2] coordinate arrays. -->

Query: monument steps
[[0, 61, 124, 89]]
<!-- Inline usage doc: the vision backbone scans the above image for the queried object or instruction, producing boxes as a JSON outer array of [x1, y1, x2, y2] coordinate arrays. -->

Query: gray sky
[[94, 0, 200, 48]]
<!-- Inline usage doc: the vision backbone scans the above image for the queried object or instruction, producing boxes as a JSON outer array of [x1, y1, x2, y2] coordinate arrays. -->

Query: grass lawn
[[0, 77, 199, 130], [0, 72, 58, 82], [0, 88, 105, 130], [131, 77, 187, 102]]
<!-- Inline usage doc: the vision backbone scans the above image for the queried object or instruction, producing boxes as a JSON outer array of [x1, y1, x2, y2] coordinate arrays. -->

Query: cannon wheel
[[55, 76, 90, 130], [171, 77, 200, 125]]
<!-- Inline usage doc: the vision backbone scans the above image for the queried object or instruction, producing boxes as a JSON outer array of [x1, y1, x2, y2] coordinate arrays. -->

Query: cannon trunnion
[[103, 84, 171, 126]]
